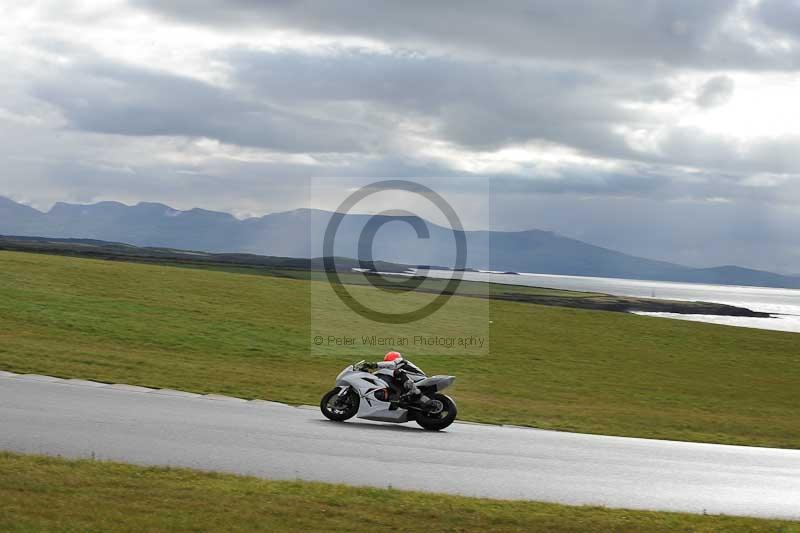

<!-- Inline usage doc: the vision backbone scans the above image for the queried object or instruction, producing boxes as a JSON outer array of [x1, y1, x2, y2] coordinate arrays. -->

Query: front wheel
[[415, 394, 457, 431], [320, 388, 359, 421]]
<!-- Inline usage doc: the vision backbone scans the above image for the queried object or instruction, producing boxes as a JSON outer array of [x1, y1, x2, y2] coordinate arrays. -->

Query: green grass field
[[1, 250, 799, 447], [0, 452, 795, 532]]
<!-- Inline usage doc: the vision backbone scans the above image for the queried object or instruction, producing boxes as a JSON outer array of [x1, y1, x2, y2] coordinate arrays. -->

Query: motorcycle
[[320, 360, 458, 430]]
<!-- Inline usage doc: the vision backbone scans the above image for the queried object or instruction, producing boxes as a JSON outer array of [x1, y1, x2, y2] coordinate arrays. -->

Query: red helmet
[[384, 351, 402, 362]]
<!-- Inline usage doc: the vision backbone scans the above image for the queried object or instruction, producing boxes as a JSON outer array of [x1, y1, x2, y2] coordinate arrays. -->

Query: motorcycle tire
[[415, 393, 457, 431], [320, 387, 359, 422]]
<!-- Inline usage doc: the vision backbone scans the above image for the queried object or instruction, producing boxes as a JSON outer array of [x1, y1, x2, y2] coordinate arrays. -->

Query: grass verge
[[0, 452, 796, 532]]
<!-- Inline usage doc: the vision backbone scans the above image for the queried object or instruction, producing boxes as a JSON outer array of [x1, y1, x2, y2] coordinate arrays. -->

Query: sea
[[426, 270, 800, 334]]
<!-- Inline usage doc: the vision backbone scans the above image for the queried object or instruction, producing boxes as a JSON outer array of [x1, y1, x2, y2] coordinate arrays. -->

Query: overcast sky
[[3, 1, 800, 271]]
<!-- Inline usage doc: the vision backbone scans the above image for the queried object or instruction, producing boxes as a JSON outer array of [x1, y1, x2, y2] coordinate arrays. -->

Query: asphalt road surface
[[2, 372, 799, 520]]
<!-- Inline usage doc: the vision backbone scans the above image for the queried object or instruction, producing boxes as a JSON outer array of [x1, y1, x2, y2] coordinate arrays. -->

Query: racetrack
[[1, 372, 799, 520]]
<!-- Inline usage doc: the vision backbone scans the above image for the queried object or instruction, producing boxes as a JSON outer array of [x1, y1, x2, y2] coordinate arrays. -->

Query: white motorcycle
[[320, 360, 458, 430]]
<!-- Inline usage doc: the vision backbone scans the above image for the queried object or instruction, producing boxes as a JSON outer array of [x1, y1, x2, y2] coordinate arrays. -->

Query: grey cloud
[[30, 45, 800, 189], [639, 81, 680, 103], [228, 48, 643, 154], [756, 0, 800, 40], [652, 127, 800, 175], [227, 48, 800, 177], [137, 0, 750, 68], [695, 75, 734, 107], [32, 60, 379, 153], [489, 168, 668, 197]]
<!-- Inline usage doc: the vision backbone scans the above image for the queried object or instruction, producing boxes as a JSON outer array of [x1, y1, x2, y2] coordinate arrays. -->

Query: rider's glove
[[362, 362, 377, 371]]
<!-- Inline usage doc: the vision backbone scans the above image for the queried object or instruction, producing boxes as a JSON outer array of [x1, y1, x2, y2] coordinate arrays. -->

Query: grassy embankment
[[1, 250, 799, 447], [0, 452, 796, 532]]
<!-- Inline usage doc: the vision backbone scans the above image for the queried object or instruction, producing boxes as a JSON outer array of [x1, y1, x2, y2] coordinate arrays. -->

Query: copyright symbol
[[313, 336, 324, 345], [323, 179, 466, 325]]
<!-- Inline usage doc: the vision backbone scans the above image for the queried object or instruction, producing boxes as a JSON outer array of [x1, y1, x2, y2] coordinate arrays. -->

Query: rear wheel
[[320, 388, 359, 421], [415, 394, 457, 431]]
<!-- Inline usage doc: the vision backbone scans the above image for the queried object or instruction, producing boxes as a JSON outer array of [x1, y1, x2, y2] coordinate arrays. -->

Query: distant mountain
[[2, 196, 800, 289]]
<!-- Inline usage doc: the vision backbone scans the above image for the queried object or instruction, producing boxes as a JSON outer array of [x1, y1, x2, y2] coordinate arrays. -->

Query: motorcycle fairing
[[335, 371, 410, 423]]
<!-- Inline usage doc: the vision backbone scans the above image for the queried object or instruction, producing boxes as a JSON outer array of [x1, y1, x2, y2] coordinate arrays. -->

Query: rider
[[362, 351, 431, 406]]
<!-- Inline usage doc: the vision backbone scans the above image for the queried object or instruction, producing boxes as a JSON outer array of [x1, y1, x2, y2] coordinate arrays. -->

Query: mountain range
[[2, 196, 799, 289]]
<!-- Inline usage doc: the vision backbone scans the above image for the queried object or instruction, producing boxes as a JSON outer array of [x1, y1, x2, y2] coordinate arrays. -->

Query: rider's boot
[[401, 381, 432, 407]]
